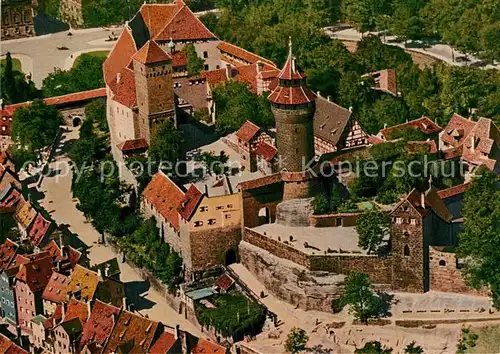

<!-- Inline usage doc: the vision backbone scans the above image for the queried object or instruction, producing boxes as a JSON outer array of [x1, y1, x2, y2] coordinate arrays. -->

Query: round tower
[[269, 38, 319, 201]]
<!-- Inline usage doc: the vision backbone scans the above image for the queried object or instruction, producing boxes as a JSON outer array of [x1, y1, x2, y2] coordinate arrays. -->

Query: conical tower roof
[[268, 37, 316, 105], [132, 40, 172, 65]]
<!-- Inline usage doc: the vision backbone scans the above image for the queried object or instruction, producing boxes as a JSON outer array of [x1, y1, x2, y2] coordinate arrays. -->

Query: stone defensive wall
[[309, 212, 362, 228], [243, 227, 392, 286]]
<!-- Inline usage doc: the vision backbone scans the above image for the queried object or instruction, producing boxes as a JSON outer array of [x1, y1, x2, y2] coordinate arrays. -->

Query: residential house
[[377, 116, 442, 142], [234, 120, 276, 173], [313, 95, 369, 155], [0, 334, 28, 354], [79, 300, 120, 353], [192, 338, 229, 354], [0, 265, 20, 329], [44, 240, 87, 276], [440, 114, 499, 174], [42, 272, 69, 316], [101, 310, 163, 354], [27, 212, 55, 250], [52, 299, 89, 354], [13, 255, 53, 334], [13, 198, 36, 240], [0, 183, 22, 214], [362, 68, 398, 96]]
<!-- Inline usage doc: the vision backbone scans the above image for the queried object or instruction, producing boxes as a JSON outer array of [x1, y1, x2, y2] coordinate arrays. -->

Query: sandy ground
[[37, 127, 202, 337]]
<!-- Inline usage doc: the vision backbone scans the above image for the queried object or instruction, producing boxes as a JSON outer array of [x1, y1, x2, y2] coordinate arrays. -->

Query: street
[[37, 126, 202, 336], [1, 27, 122, 87]]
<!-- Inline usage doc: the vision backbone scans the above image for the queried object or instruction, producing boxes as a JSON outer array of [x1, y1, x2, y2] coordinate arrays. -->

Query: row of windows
[[394, 217, 418, 225], [193, 214, 232, 227], [1, 298, 14, 307], [199, 204, 233, 212]]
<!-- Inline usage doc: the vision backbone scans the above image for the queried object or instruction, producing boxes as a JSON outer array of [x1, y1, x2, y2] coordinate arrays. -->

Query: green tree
[[84, 99, 108, 132], [197, 151, 229, 176], [356, 211, 390, 254], [284, 327, 308, 354], [1, 52, 40, 104], [183, 44, 204, 76], [405, 341, 424, 354], [11, 99, 63, 152], [355, 341, 393, 354], [313, 194, 329, 215], [342, 271, 384, 323], [213, 81, 273, 134], [457, 169, 500, 308], [330, 183, 343, 212], [148, 119, 184, 169], [355, 36, 412, 72], [42, 54, 105, 97]]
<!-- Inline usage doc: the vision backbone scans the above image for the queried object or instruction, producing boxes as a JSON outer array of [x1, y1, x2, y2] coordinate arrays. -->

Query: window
[[216, 206, 224, 210], [194, 221, 203, 227], [225, 214, 231, 219], [227, 204, 233, 208], [200, 206, 208, 212], [403, 245, 410, 257], [208, 219, 216, 225], [395, 217, 403, 224], [439, 260, 446, 266], [204, 64, 209, 70], [403, 231, 410, 238], [410, 218, 417, 225], [203, 51, 208, 58]]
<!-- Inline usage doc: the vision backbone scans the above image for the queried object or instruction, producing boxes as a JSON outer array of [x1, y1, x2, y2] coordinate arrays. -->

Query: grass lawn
[[0, 58, 22, 73], [72, 50, 109, 68], [468, 325, 500, 353]]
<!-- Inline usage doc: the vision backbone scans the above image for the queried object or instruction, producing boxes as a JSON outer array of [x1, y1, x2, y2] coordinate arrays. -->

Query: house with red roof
[[377, 116, 442, 142], [52, 298, 89, 354], [0, 334, 28, 354], [142, 171, 242, 276], [79, 300, 120, 353], [13, 255, 53, 334], [440, 114, 499, 174], [0, 239, 20, 328], [27, 212, 55, 249], [362, 68, 398, 96], [42, 272, 69, 317]]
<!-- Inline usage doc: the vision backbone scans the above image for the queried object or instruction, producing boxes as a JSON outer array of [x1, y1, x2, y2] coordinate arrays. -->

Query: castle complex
[[102, 1, 499, 312]]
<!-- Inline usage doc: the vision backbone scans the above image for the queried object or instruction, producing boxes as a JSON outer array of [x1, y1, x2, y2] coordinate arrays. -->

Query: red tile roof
[[4, 341, 28, 354], [15, 255, 53, 292], [155, 5, 216, 41], [117, 138, 149, 152], [42, 272, 69, 303], [140, 3, 183, 38], [368, 135, 385, 145], [255, 141, 278, 161], [44, 88, 107, 106], [461, 117, 499, 171], [268, 85, 316, 105], [44, 240, 63, 260], [379, 117, 442, 140], [437, 183, 470, 199], [108, 68, 137, 108], [362, 69, 398, 96], [143, 172, 184, 232], [217, 41, 276, 67], [28, 212, 53, 247], [133, 40, 172, 65], [237, 172, 283, 191], [102, 310, 160, 354], [0, 334, 12, 353], [149, 331, 177, 354], [192, 339, 227, 354], [277, 41, 307, 81], [215, 273, 234, 291], [200, 68, 228, 86], [394, 187, 452, 222], [0, 239, 18, 272], [172, 50, 187, 67], [80, 300, 121, 350], [178, 184, 204, 221], [237, 62, 279, 94], [235, 120, 261, 143], [104, 27, 137, 85], [440, 113, 477, 148], [63, 298, 89, 325], [0, 184, 22, 212]]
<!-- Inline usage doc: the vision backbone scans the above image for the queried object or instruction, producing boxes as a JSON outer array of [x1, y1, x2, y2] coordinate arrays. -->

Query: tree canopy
[[356, 210, 390, 254], [355, 341, 393, 354], [42, 54, 105, 97], [457, 169, 500, 308], [342, 271, 385, 323], [148, 119, 184, 169], [1, 52, 40, 104], [183, 44, 205, 77], [11, 99, 63, 152], [284, 327, 309, 354]]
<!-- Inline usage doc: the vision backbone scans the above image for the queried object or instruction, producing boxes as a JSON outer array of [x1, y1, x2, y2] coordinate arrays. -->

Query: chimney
[[87, 300, 92, 317], [420, 191, 425, 209], [97, 268, 102, 278], [56, 260, 61, 273], [349, 106, 353, 113], [257, 61, 263, 73], [225, 64, 232, 79], [327, 96, 332, 102], [316, 91, 321, 97], [122, 296, 127, 310], [117, 73, 121, 83], [0, 99, 4, 110], [62, 302, 67, 321]]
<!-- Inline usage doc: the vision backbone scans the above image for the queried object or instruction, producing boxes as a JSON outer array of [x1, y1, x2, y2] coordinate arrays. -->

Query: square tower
[[132, 40, 176, 144]]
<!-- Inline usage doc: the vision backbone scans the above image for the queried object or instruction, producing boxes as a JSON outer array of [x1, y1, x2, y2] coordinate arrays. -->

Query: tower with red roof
[[269, 38, 319, 201], [132, 40, 176, 144]]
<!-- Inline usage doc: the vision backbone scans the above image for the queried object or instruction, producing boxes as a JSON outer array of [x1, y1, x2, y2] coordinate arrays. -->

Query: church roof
[[133, 40, 172, 64]]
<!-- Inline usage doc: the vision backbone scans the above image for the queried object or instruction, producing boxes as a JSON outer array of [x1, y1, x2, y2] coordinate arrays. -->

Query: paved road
[[1, 27, 122, 87], [326, 27, 499, 69], [37, 126, 202, 336]]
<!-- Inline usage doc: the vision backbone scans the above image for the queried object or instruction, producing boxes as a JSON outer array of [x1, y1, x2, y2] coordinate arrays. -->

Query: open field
[[469, 324, 500, 353]]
